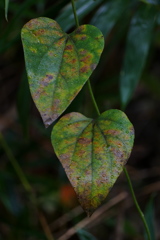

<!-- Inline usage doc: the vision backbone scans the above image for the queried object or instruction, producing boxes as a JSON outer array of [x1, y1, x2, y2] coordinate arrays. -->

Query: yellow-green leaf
[[51, 110, 134, 215], [21, 17, 104, 127]]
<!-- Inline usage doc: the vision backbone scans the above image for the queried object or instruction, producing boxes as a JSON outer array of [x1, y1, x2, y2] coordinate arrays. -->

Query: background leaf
[[51, 110, 134, 215], [90, 0, 130, 38], [120, 4, 157, 109], [144, 196, 156, 240], [56, 0, 104, 32], [21, 17, 104, 127], [5, 0, 9, 21]]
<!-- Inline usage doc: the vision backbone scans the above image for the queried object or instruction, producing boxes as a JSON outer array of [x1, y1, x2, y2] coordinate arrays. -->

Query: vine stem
[[0, 132, 55, 240], [87, 79, 100, 116], [71, 1, 151, 239], [71, 0, 79, 28], [71, 0, 100, 117], [123, 167, 151, 240]]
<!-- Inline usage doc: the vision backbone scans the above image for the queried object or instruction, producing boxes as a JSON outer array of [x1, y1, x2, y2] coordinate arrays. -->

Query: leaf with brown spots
[[51, 109, 134, 216], [21, 17, 104, 127]]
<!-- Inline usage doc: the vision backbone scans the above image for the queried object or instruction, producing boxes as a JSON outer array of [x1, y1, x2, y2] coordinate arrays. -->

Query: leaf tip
[[43, 117, 53, 128], [5, 12, 8, 21], [42, 113, 59, 128]]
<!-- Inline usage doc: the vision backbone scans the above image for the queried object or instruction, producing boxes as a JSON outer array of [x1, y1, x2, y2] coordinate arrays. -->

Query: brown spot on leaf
[[117, 142, 123, 147], [80, 66, 89, 73], [75, 26, 84, 34], [46, 74, 53, 80], [80, 55, 91, 64], [33, 88, 46, 100], [33, 29, 45, 36], [59, 154, 72, 168], [78, 137, 91, 145], [55, 37, 65, 47], [95, 36, 102, 40], [112, 148, 124, 159], [80, 50, 87, 55], [105, 129, 120, 135], [26, 19, 39, 29], [81, 36, 86, 40], [41, 74, 54, 86], [72, 59, 77, 64], [63, 54, 68, 59], [59, 153, 70, 162], [65, 45, 73, 50], [78, 149, 86, 157]]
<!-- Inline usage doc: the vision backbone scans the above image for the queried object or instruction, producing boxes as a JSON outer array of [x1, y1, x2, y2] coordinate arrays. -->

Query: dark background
[[0, 0, 160, 239]]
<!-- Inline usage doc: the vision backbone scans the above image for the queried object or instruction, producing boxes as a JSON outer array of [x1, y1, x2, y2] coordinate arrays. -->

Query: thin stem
[[123, 167, 151, 240], [71, 0, 100, 117], [87, 80, 100, 116], [71, 0, 79, 28], [0, 132, 32, 193], [0, 131, 55, 240]]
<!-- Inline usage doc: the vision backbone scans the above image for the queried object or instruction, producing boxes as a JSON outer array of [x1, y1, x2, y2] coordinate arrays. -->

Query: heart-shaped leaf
[[21, 17, 104, 127], [51, 109, 134, 216]]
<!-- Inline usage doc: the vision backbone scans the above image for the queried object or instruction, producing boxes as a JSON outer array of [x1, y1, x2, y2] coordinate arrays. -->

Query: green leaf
[[51, 109, 134, 215], [5, 0, 9, 21], [120, 4, 157, 109], [21, 17, 104, 127], [90, 0, 130, 38]]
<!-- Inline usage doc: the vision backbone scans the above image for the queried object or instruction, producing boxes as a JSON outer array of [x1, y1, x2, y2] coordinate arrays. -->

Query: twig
[[141, 181, 160, 196], [57, 192, 128, 240], [38, 211, 55, 240], [50, 206, 83, 231]]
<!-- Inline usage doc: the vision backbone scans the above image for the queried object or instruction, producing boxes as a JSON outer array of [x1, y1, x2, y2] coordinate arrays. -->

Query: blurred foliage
[[0, 0, 160, 239], [144, 196, 156, 240]]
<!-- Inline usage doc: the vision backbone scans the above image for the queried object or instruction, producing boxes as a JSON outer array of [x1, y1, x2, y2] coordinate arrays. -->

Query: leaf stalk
[[71, 0, 79, 28]]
